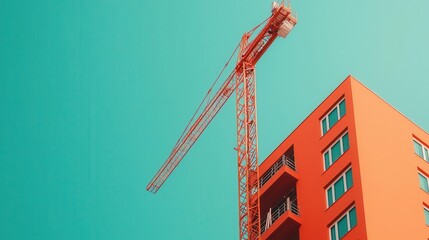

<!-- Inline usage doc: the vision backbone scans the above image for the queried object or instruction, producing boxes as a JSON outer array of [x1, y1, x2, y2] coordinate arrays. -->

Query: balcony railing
[[260, 189, 299, 233], [260, 155, 296, 188]]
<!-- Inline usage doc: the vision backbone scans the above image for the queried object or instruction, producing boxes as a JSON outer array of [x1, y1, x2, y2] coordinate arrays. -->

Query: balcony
[[260, 155, 296, 188], [260, 189, 301, 240], [259, 153, 298, 198]]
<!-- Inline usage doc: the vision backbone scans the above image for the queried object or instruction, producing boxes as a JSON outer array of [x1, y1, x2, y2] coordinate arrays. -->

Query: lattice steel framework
[[235, 34, 260, 240], [147, 3, 297, 240]]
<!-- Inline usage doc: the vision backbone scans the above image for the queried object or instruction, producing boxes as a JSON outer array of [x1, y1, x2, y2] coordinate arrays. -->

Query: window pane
[[425, 148, 429, 161], [327, 188, 333, 207], [322, 118, 328, 135], [330, 225, 337, 240], [349, 207, 357, 228], [345, 169, 353, 189], [334, 178, 345, 200], [342, 133, 350, 152], [328, 108, 339, 128], [425, 208, 429, 226], [419, 173, 429, 192], [324, 152, 331, 169], [337, 215, 348, 239], [331, 141, 342, 163], [414, 140, 424, 158], [339, 100, 346, 117]]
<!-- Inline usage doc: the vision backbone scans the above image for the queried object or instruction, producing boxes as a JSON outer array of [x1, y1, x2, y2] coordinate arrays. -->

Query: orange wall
[[260, 75, 429, 240], [351, 78, 429, 239], [259, 76, 368, 240]]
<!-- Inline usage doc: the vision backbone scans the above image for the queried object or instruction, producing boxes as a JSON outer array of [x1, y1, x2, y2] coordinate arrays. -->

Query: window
[[321, 99, 346, 135], [414, 139, 429, 161], [419, 172, 429, 193], [326, 168, 353, 207], [324, 132, 350, 170], [330, 206, 357, 240], [425, 207, 429, 226]]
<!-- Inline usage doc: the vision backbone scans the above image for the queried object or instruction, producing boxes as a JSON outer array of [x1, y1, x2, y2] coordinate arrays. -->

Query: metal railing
[[260, 189, 299, 233], [260, 155, 296, 188], [282, 0, 291, 8], [280, 0, 298, 21], [289, 10, 298, 21]]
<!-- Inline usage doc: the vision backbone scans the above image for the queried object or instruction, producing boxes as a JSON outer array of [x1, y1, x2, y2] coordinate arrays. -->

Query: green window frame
[[326, 168, 353, 207], [330, 225, 336, 240], [419, 172, 429, 193], [321, 99, 346, 135], [424, 207, 429, 226], [330, 206, 357, 240], [414, 139, 429, 162], [324, 132, 350, 170]]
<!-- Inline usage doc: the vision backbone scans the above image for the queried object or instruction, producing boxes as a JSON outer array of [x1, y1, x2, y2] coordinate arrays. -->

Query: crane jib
[[147, 3, 296, 196]]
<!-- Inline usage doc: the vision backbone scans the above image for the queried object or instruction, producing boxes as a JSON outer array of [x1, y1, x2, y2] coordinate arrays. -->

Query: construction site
[[1, 0, 428, 240], [147, 1, 429, 240]]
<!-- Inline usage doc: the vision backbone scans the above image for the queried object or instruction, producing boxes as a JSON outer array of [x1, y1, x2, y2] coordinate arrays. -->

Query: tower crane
[[147, 2, 297, 239]]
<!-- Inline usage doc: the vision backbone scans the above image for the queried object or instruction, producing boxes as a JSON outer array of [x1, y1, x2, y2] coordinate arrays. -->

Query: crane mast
[[147, 2, 297, 240], [236, 35, 260, 239]]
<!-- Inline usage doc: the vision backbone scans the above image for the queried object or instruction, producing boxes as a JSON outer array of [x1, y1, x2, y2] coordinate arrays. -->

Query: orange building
[[258, 75, 429, 240]]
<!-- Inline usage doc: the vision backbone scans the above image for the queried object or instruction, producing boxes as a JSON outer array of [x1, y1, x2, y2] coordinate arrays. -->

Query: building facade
[[258, 75, 429, 240]]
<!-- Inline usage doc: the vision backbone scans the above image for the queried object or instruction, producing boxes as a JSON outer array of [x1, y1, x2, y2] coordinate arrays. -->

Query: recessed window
[[414, 139, 429, 162], [419, 172, 429, 193], [424, 207, 429, 226], [326, 168, 353, 207], [321, 99, 346, 135], [329, 206, 357, 240], [324, 132, 350, 170]]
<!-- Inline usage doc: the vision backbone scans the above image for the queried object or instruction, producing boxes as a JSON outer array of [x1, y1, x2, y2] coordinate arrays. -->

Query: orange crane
[[147, 2, 297, 240]]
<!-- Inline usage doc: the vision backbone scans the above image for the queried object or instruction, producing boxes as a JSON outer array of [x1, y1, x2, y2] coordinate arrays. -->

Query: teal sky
[[1, 0, 428, 239]]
